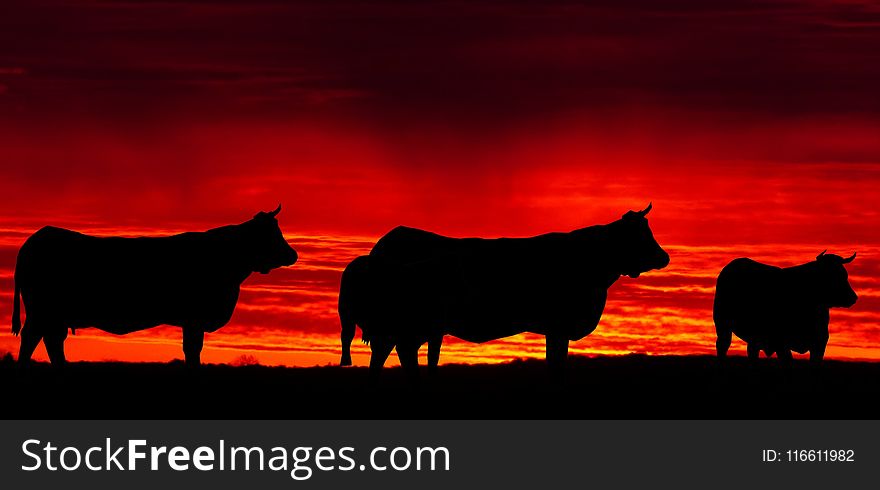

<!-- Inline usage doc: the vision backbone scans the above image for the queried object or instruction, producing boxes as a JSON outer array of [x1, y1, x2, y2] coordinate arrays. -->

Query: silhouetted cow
[[11, 206, 298, 366], [713, 251, 858, 364], [340, 204, 670, 376]]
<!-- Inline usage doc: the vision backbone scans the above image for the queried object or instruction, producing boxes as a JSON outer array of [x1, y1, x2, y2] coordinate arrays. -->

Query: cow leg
[[716, 329, 732, 359], [809, 347, 825, 366], [546, 334, 569, 372], [427, 335, 443, 375], [810, 329, 829, 366], [810, 344, 826, 365], [776, 349, 793, 365], [43, 327, 69, 367], [17, 320, 43, 365], [747, 343, 761, 360], [396, 342, 420, 381], [183, 327, 204, 366], [369, 338, 394, 378]]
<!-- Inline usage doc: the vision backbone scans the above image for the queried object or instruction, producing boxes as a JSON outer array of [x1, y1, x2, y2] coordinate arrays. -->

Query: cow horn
[[268, 204, 282, 217], [842, 252, 856, 264], [816, 250, 827, 260], [638, 202, 653, 217]]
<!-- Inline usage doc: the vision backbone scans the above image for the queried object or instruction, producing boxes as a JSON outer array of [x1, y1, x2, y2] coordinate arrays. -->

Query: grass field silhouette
[[3, 354, 878, 419]]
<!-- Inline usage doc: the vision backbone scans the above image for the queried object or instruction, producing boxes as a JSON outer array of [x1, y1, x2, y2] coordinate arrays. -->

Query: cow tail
[[11, 273, 21, 336], [713, 284, 732, 358], [339, 257, 363, 366], [340, 255, 374, 366], [339, 299, 356, 367]]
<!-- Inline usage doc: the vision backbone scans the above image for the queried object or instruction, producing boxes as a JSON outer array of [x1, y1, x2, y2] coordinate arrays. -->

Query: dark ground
[[2, 355, 878, 419]]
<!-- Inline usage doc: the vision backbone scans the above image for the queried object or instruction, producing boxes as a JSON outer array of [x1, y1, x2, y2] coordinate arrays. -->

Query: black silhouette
[[6, 355, 880, 419], [714, 251, 858, 364], [11, 206, 297, 366], [340, 204, 670, 376]]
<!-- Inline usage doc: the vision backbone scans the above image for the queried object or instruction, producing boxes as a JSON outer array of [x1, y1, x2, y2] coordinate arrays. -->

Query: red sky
[[1, 0, 878, 365]]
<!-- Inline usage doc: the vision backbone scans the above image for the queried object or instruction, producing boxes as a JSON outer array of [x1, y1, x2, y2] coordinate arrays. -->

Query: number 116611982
[[762, 449, 854, 463]]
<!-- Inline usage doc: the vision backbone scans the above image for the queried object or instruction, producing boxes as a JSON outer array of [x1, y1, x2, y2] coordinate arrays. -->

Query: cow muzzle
[[656, 251, 671, 269]]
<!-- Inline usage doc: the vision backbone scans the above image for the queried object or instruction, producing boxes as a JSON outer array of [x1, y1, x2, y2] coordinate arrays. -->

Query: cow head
[[814, 250, 858, 307], [607, 203, 670, 278], [243, 205, 298, 274]]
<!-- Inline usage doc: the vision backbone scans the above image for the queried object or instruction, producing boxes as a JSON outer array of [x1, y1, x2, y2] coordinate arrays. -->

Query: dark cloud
[[2, 0, 880, 125]]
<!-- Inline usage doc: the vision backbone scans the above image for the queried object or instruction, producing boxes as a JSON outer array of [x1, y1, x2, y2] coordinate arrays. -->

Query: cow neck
[[204, 222, 260, 284], [571, 223, 625, 285], [782, 261, 825, 302]]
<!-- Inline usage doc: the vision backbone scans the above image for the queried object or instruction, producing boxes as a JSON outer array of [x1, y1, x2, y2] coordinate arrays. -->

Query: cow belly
[[732, 321, 785, 346], [34, 282, 239, 334], [448, 321, 527, 343], [784, 326, 818, 354], [732, 318, 819, 353], [87, 319, 164, 335], [448, 318, 600, 344], [445, 294, 606, 343]]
